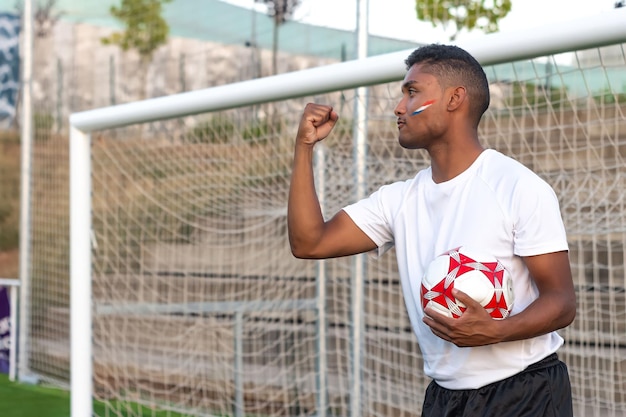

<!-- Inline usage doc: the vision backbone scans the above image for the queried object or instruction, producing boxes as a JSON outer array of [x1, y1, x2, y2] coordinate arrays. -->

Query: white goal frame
[[69, 9, 626, 417]]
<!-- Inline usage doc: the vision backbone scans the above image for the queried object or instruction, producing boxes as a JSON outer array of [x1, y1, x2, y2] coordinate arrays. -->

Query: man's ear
[[447, 86, 467, 112]]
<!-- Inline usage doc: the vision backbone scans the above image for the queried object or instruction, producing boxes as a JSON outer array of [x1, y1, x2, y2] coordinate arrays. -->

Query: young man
[[287, 44, 576, 416]]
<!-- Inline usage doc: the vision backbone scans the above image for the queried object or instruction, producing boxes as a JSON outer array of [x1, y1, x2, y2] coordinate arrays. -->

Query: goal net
[[26, 11, 626, 417]]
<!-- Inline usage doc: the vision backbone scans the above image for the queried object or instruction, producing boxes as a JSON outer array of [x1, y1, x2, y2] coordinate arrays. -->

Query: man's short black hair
[[405, 44, 490, 125]]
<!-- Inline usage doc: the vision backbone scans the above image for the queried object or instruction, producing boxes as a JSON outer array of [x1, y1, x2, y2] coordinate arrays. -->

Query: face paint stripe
[[411, 100, 435, 116]]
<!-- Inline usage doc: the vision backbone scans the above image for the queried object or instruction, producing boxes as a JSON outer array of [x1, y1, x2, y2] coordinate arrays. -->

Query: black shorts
[[421, 353, 573, 417]]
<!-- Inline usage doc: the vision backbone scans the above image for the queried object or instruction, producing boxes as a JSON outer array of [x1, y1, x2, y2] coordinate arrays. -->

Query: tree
[[14, 0, 64, 38], [416, 0, 512, 41], [255, 0, 301, 75], [101, 0, 172, 100]]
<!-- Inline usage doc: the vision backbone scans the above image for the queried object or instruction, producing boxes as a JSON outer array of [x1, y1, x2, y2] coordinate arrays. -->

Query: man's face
[[394, 64, 446, 150]]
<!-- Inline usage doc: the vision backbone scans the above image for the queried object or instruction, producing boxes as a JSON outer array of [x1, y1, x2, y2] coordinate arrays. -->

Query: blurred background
[[0, 1, 625, 416]]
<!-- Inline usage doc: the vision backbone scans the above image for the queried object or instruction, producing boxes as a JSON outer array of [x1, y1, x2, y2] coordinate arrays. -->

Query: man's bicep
[[523, 251, 574, 294], [522, 250, 577, 330], [314, 210, 379, 258]]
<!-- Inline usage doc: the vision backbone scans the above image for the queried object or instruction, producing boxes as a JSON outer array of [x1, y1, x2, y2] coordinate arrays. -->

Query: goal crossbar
[[69, 8, 626, 417]]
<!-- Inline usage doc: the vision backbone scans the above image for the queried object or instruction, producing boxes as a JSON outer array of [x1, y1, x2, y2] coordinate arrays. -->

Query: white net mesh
[[36, 45, 621, 416], [19, 7, 626, 415]]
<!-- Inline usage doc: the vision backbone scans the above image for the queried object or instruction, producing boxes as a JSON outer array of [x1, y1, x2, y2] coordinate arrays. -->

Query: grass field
[[0, 373, 188, 417], [0, 373, 75, 417]]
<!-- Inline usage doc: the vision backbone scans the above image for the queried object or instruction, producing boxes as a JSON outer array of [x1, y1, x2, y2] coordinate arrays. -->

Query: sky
[[223, 0, 618, 43]]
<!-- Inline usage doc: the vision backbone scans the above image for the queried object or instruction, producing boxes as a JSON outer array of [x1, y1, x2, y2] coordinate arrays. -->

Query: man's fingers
[[453, 288, 481, 309], [308, 107, 336, 126]]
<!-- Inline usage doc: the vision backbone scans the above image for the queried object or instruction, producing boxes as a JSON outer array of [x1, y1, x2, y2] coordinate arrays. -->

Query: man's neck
[[429, 139, 484, 184]]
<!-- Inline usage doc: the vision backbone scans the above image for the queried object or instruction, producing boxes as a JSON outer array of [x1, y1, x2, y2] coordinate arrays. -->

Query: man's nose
[[394, 101, 406, 116]]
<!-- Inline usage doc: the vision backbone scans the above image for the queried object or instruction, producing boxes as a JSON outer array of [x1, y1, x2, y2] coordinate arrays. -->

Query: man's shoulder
[[477, 150, 556, 201], [480, 149, 547, 183], [382, 167, 431, 192], [481, 149, 527, 170]]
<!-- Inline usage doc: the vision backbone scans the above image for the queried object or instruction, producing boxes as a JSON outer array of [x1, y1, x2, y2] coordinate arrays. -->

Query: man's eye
[[408, 89, 418, 96]]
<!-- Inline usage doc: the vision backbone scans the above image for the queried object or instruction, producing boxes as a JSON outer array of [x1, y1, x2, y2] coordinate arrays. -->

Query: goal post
[[69, 125, 93, 417], [69, 9, 626, 417]]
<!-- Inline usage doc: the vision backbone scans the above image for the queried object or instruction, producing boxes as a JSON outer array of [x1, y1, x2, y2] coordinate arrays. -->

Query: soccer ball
[[420, 246, 514, 319]]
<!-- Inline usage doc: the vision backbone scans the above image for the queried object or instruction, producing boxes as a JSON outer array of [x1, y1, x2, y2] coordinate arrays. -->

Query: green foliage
[[189, 116, 236, 144], [242, 117, 280, 143], [34, 112, 54, 141], [101, 0, 172, 60], [416, 0, 512, 40], [0, 134, 20, 251], [506, 81, 568, 112], [188, 115, 281, 144], [0, 223, 18, 251], [594, 85, 626, 104]]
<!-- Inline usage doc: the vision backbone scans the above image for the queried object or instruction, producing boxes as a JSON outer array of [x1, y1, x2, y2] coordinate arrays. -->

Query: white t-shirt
[[342, 149, 569, 389]]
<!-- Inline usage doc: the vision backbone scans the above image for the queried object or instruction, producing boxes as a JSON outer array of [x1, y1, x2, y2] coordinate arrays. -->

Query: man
[[287, 44, 576, 416]]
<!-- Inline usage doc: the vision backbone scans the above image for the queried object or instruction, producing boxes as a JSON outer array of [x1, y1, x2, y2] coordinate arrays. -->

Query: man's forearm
[[497, 290, 576, 343]]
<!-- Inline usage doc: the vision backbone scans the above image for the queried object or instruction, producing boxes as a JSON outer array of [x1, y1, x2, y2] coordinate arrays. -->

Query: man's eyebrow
[[401, 80, 418, 91]]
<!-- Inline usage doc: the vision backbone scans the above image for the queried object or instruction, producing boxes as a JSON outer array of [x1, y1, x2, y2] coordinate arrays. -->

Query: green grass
[[0, 373, 190, 417], [0, 373, 73, 417]]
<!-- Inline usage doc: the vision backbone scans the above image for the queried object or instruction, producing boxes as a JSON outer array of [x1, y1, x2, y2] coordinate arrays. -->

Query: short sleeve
[[342, 182, 406, 256], [512, 177, 569, 257]]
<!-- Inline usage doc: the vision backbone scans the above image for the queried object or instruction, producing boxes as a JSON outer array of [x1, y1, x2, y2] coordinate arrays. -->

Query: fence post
[[110, 55, 116, 106], [56, 58, 63, 132], [350, 1, 369, 417], [314, 145, 328, 417], [234, 311, 244, 417], [18, 0, 34, 384]]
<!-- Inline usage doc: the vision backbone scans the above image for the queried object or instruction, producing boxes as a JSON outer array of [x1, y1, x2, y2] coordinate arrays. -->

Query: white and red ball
[[420, 246, 514, 319]]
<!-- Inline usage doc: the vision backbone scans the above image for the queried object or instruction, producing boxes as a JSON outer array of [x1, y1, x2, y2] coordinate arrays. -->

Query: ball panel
[[454, 270, 496, 305], [420, 246, 515, 320], [423, 300, 456, 318]]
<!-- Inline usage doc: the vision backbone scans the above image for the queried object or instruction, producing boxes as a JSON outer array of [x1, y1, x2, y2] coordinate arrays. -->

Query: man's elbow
[[290, 245, 314, 259], [289, 238, 321, 259], [290, 247, 325, 259], [560, 293, 577, 328], [566, 299, 577, 326]]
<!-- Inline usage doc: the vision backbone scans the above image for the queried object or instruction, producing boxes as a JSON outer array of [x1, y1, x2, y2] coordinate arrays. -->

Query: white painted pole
[[18, 0, 33, 384], [233, 312, 243, 417], [314, 145, 328, 417], [70, 126, 93, 417], [350, 1, 368, 417], [69, 8, 626, 132]]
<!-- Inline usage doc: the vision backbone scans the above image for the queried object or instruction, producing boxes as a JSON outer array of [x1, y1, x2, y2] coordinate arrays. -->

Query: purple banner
[[0, 287, 10, 374]]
